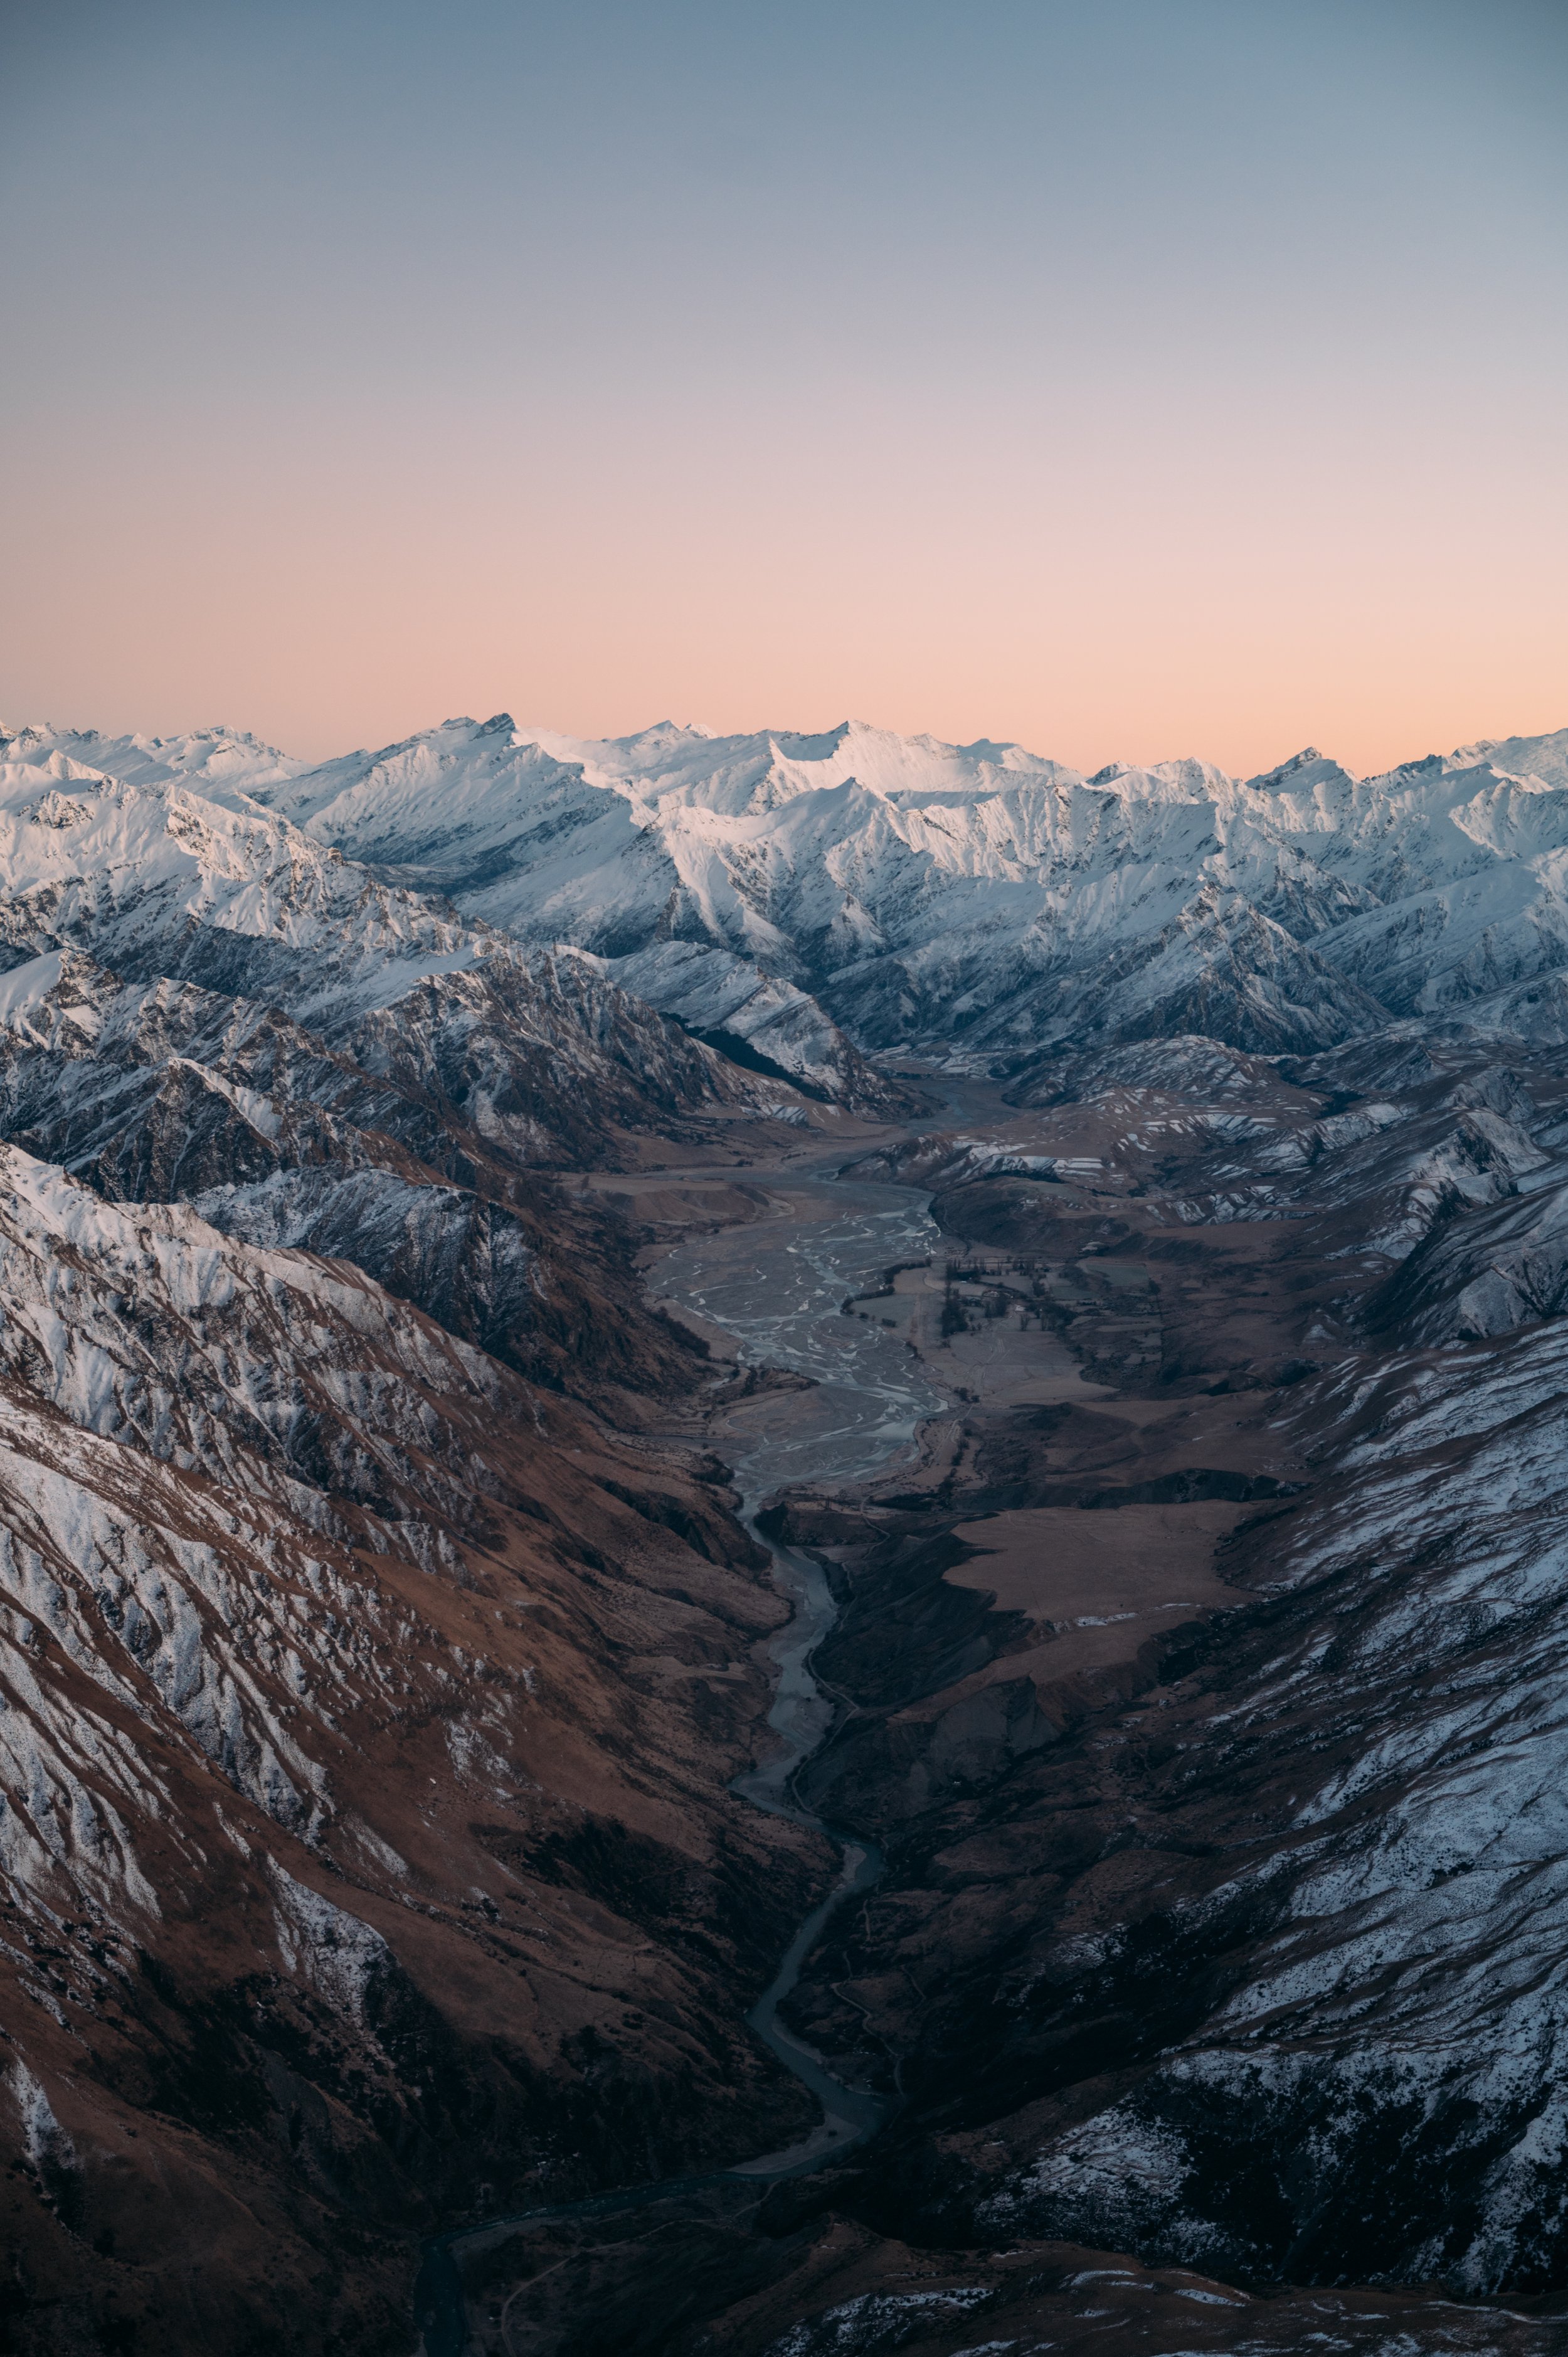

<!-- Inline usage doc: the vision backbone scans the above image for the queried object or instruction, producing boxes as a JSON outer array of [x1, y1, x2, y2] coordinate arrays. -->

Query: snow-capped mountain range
[[10, 711, 1568, 1097], [9, 704, 1568, 2350]]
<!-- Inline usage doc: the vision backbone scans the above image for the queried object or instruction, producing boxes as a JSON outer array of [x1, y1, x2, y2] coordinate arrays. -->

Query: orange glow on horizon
[[4, 1, 1565, 783]]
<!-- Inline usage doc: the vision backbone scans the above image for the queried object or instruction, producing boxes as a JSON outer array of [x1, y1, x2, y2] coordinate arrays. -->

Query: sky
[[3, 0, 1565, 778]]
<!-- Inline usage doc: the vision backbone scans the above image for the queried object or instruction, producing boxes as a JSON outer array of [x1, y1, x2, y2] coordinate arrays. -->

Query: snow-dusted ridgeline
[[21, 710, 1568, 1087], [105, 708, 1568, 1065]]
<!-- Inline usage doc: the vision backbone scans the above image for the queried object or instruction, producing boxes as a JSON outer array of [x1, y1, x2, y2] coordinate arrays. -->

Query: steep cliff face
[[0, 743, 763, 1163], [0, 1149, 825, 2353], [955, 1317, 1568, 2295], [0, 945, 730, 1407]]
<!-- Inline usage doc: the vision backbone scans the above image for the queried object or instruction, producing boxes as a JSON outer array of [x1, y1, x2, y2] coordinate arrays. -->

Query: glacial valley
[[5, 714, 1568, 2356]]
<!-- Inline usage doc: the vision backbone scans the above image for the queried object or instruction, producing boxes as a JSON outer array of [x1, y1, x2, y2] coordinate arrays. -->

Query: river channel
[[654, 1170, 946, 2171], [415, 1168, 945, 2348]]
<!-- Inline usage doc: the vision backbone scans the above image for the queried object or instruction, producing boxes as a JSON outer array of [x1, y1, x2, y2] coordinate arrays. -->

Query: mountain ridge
[[19, 711, 1568, 1090], [63, 707, 1564, 1080]]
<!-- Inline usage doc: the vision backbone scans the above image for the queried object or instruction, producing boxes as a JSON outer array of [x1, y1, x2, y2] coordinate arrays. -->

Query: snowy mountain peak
[[13, 708, 1568, 1087], [1246, 746, 1355, 793], [0, 720, 307, 802]]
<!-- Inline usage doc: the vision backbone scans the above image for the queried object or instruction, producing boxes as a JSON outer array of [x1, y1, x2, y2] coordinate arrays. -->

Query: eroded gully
[[415, 1166, 945, 2350]]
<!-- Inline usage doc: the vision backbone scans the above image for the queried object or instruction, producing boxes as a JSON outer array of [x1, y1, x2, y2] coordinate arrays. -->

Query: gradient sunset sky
[[4, 0, 1565, 777]]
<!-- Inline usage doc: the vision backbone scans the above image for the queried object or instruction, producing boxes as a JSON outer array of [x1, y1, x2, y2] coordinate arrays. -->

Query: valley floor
[[451, 1070, 1568, 2353]]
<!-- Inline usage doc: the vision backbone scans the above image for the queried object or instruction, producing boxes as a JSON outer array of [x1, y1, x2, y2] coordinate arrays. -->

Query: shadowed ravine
[[413, 1174, 943, 2353]]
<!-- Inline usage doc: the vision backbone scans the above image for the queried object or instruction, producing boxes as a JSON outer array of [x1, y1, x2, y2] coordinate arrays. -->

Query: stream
[[657, 1171, 946, 2172], [414, 1169, 944, 2349]]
